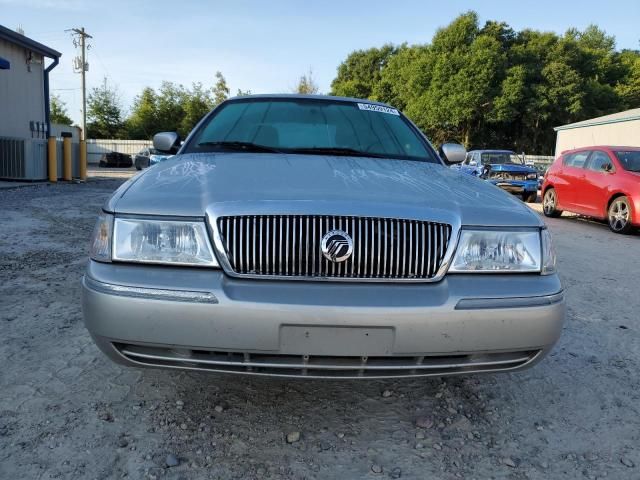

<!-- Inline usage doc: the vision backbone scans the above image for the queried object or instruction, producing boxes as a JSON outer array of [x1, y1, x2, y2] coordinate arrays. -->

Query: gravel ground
[[1, 180, 639, 480]]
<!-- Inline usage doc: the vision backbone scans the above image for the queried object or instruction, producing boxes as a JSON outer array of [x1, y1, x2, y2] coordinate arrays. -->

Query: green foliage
[[50, 94, 73, 126], [330, 13, 640, 154], [213, 71, 230, 105], [294, 69, 319, 94], [125, 87, 159, 139], [127, 81, 216, 139], [616, 50, 640, 107], [155, 81, 189, 135], [87, 78, 124, 138], [104, 16, 640, 152], [181, 82, 214, 134], [125, 72, 233, 140], [331, 44, 397, 99]]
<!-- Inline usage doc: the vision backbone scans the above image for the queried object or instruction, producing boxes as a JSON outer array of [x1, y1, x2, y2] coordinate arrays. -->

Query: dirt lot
[[1, 179, 639, 480]]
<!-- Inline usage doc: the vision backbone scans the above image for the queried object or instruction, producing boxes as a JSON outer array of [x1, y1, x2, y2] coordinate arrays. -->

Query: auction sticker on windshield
[[357, 103, 399, 115]]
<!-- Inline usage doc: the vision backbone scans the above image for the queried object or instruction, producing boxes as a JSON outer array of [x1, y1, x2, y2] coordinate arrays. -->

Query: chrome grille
[[217, 215, 452, 280], [116, 343, 540, 379]]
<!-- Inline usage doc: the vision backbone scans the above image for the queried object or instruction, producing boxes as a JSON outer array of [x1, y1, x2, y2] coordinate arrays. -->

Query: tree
[[294, 68, 319, 94], [213, 71, 230, 105], [236, 88, 252, 96], [404, 12, 506, 147], [155, 81, 188, 136], [87, 78, 124, 138], [330, 45, 397, 99], [50, 94, 73, 125], [124, 72, 236, 139], [181, 82, 214, 134], [375, 44, 430, 110], [615, 49, 640, 108], [126, 87, 159, 139], [330, 12, 640, 154]]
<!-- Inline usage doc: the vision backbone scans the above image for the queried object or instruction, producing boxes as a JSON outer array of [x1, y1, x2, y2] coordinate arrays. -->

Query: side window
[[463, 152, 478, 165], [586, 151, 612, 172], [564, 151, 589, 168]]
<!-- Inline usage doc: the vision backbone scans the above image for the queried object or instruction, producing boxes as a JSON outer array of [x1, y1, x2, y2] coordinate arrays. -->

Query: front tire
[[543, 188, 562, 217], [523, 192, 537, 203], [608, 196, 633, 234]]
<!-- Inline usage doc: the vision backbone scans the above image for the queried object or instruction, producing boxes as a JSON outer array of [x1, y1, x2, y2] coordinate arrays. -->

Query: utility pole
[[67, 27, 92, 140]]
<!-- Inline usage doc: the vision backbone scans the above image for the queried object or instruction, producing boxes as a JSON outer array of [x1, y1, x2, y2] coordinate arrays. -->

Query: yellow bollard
[[47, 136, 57, 183], [79, 140, 87, 181], [62, 134, 72, 181]]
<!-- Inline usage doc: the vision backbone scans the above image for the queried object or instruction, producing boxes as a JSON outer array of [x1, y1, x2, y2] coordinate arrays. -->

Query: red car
[[542, 146, 640, 233]]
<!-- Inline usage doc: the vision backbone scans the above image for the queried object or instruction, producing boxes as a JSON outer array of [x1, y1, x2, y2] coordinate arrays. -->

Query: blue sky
[[1, 0, 639, 124]]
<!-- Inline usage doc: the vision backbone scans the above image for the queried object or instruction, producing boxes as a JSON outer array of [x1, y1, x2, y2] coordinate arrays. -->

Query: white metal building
[[554, 108, 640, 155], [0, 25, 61, 180]]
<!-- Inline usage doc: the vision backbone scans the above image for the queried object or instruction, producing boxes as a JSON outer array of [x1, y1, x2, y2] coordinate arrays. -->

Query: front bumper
[[134, 157, 149, 169], [82, 261, 565, 379], [488, 179, 538, 195]]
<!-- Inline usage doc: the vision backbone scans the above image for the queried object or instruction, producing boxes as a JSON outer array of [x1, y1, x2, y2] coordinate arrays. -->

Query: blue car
[[133, 148, 174, 170], [452, 149, 539, 203]]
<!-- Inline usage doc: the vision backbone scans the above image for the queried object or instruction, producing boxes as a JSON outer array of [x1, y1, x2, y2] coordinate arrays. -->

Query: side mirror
[[153, 132, 181, 154], [439, 143, 467, 164], [469, 160, 478, 167]]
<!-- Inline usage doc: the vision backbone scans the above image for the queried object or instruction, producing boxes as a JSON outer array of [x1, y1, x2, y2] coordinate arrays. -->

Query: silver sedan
[[82, 94, 565, 379]]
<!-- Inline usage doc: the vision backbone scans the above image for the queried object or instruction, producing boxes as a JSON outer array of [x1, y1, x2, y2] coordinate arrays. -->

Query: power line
[[89, 45, 110, 78]]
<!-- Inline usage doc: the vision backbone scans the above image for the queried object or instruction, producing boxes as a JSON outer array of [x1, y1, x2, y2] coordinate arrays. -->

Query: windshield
[[615, 150, 640, 172], [481, 152, 523, 165], [184, 98, 438, 163]]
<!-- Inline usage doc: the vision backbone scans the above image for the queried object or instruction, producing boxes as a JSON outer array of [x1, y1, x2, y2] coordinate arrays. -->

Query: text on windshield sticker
[[357, 103, 399, 115]]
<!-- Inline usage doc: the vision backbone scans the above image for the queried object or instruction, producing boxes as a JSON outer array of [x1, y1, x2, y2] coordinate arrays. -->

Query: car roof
[[224, 93, 395, 108], [562, 146, 640, 153]]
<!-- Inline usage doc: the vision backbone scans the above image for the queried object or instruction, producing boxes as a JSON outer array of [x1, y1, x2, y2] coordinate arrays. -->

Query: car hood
[[488, 163, 537, 173], [109, 153, 542, 227]]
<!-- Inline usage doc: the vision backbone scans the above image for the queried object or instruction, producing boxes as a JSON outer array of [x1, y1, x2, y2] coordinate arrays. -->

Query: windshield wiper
[[288, 147, 389, 159], [197, 141, 282, 153]]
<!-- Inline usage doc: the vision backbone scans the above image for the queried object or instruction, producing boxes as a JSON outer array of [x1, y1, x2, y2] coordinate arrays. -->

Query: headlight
[[112, 218, 219, 267], [90, 212, 114, 262], [527, 172, 538, 180], [449, 230, 541, 272]]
